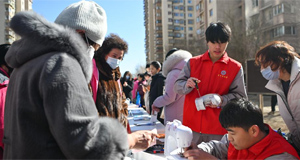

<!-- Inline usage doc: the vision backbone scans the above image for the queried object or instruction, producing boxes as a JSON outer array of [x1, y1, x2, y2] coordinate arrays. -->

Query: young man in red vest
[[184, 99, 300, 160], [174, 22, 247, 144]]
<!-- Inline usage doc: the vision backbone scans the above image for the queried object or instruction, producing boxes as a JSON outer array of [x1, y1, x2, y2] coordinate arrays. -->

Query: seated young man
[[184, 99, 300, 160]]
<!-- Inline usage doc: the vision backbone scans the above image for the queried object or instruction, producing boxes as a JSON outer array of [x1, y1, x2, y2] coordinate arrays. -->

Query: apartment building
[[245, 0, 300, 57], [0, 0, 32, 44], [144, 0, 198, 63], [145, 0, 300, 64]]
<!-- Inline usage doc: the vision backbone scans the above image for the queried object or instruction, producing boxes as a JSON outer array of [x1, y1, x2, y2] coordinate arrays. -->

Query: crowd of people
[[0, 0, 299, 159]]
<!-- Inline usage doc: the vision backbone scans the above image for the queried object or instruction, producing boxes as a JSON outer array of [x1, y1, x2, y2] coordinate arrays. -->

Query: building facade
[[144, 0, 198, 63], [0, 0, 32, 44], [145, 0, 300, 64]]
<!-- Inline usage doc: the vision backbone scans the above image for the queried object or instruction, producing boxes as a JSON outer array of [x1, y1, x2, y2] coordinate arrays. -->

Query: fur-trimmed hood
[[6, 11, 91, 81], [162, 50, 192, 76]]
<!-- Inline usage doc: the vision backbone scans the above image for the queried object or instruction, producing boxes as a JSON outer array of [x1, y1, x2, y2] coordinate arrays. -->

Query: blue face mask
[[126, 75, 130, 79], [260, 66, 280, 80], [106, 56, 121, 69]]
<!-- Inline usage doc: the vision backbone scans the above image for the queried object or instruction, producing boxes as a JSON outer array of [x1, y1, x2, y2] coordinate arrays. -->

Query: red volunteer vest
[[183, 51, 241, 134], [228, 125, 300, 159]]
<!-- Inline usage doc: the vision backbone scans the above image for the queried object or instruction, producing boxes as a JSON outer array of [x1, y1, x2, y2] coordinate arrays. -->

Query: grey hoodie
[[4, 11, 128, 159]]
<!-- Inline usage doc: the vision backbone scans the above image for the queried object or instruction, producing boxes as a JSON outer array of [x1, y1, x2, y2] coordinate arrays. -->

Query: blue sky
[[32, 0, 146, 76]]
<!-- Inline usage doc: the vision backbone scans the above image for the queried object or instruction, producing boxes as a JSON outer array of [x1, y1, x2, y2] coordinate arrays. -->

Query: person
[[174, 22, 247, 144], [132, 75, 139, 102], [255, 41, 300, 155], [3, 1, 155, 159], [120, 71, 133, 101], [0, 44, 11, 159], [269, 95, 277, 115], [93, 33, 130, 127], [149, 61, 165, 124], [152, 48, 192, 124], [136, 73, 147, 108], [145, 63, 150, 74], [184, 99, 300, 160], [143, 72, 151, 113]]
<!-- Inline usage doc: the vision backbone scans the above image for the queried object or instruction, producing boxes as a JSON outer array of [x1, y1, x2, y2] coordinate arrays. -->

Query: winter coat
[[94, 53, 128, 128], [0, 69, 9, 150], [149, 72, 165, 114], [153, 50, 192, 124], [3, 11, 128, 159], [120, 77, 133, 101], [265, 56, 300, 151], [132, 79, 139, 100]]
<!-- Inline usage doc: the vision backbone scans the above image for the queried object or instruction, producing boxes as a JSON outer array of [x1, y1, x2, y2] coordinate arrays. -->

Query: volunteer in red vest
[[174, 22, 247, 144], [184, 99, 300, 160]]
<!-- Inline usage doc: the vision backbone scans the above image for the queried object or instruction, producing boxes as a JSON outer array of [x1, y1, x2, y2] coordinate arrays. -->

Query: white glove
[[195, 94, 222, 111]]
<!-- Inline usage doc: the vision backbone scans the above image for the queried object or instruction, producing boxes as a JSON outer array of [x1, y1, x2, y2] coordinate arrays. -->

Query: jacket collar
[[202, 50, 229, 64]]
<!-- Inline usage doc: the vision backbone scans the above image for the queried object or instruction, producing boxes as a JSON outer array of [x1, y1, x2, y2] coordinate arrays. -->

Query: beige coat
[[265, 57, 300, 151]]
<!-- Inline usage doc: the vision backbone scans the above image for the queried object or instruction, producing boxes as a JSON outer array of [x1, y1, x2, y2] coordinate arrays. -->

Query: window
[[188, 6, 193, 11], [252, 0, 258, 8], [169, 32, 174, 37], [156, 20, 162, 24], [209, 0, 212, 3], [285, 26, 296, 35], [273, 4, 284, 16], [188, 13, 193, 17], [188, 0, 192, 4], [168, 4, 171, 8], [174, 19, 180, 24], [168, 18, 173, 22], [180, 13, 184, 17], [168, 11, 172, 15], [174, 6, 179, 10], [188, 20, 194, 24], [209, 9, 213, 16], [196, 16, 200, 22], [189, 34, 193, 37], [189, 27, 193, 31], [174, 26, 181, 31], [174, 13, 179, 16], [272, 26, 284, 37]]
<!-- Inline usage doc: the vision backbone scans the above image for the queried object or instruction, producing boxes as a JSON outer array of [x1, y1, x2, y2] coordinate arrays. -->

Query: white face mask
[[87, 46, 95, 60], [85, 34, 95, 60], [106, 56, 121, 69]]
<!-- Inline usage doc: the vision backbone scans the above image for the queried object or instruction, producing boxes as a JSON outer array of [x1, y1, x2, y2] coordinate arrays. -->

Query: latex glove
[[195, 94, 222, 111], [202, 94, 222, 108]]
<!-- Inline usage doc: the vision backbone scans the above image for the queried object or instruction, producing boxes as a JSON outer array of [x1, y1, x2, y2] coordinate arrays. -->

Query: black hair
[[150, 61, 161, 70], [205, 22, 231, 43], [219, 98, 265, 132], [122, 71, 132, 79], [138, 73, 145, 81], [146, 63, 150, 69], [144, 72, 151, 77], [165, 48, 179, 59], [0, 44, 11, 66]]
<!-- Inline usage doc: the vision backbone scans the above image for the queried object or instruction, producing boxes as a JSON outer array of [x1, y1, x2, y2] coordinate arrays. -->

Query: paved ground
[[248, 94, 289, 133]]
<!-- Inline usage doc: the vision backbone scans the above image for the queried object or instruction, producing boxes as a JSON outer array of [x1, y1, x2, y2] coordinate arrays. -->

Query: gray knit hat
[[55, 1, 107, 45]]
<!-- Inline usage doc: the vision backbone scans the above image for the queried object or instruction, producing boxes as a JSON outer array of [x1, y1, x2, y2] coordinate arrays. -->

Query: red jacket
[[228, 125, 300, 159], [183, 51, 241, 134]]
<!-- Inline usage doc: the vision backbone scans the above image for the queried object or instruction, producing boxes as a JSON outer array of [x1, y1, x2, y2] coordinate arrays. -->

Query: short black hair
[[146, 63, 150, 69], [150, 61, 161, 70], [165, 48, 179, 59], [0, 44, 11, 66], [205, 22, 231, 43], [219, 98, 265, 132]]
